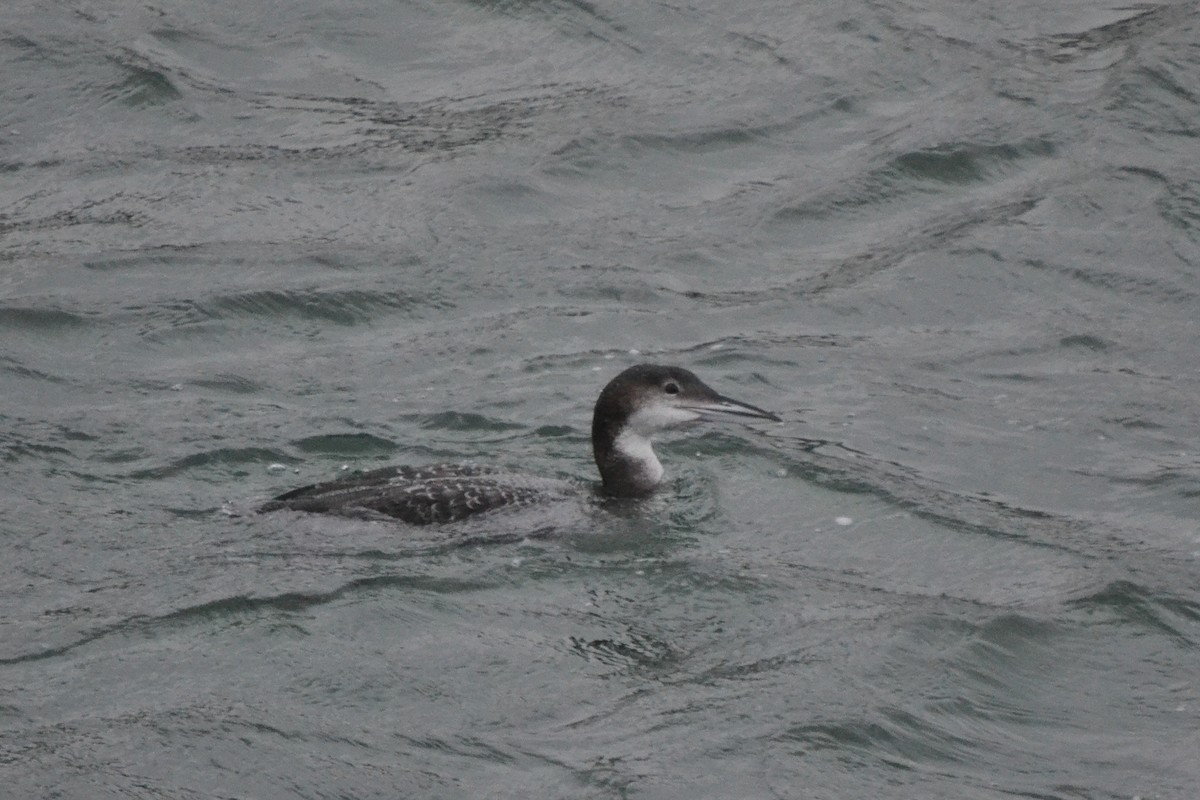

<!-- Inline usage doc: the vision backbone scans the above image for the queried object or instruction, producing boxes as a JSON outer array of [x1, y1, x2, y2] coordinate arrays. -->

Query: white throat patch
[[611, 429, 664, 486]]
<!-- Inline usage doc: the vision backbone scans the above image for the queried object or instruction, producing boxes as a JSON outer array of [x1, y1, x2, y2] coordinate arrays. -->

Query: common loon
[[260, 364, 780, 524]]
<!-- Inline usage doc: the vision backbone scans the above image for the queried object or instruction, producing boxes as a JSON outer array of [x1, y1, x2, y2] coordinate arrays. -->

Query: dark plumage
[[258, 463, 565, 524]]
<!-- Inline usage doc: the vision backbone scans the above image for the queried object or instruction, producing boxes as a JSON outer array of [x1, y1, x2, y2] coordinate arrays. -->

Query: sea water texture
[[2, 1, 1198, 798]]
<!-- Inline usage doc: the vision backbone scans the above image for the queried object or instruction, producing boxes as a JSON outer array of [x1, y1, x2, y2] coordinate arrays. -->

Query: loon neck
[[594, 426, 664, 497]]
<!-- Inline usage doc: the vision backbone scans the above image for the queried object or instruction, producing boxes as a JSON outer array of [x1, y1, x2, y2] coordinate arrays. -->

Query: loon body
[[260, 364, 779, 524]]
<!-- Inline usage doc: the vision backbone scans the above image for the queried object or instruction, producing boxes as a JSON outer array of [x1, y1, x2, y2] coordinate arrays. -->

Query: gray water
[[3, 0, 1199, 797]]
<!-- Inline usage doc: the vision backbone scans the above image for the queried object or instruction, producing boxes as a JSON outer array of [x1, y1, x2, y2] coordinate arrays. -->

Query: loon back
[[259, 463, 569, 524]]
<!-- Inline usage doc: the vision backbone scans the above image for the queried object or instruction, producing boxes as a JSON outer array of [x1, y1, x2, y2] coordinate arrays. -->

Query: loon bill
[[259, 363, 780, 524]]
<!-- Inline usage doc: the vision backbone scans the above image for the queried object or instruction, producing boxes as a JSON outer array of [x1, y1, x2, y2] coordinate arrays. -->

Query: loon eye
[[663, 382, 680, 395]]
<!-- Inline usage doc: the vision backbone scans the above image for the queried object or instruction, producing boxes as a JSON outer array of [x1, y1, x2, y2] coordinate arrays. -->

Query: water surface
[[2, 0, 1198, 797]]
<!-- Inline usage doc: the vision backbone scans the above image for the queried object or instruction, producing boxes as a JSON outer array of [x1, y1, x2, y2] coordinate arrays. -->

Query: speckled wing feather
[[259, 463, 570, 524]]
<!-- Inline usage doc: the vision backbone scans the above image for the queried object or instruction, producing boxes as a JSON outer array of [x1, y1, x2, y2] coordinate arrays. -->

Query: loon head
[[591, 364, 781, 497]]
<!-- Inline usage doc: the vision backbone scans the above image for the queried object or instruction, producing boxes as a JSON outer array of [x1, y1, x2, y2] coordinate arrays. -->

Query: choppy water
[[3, 0, 1199, 797]]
